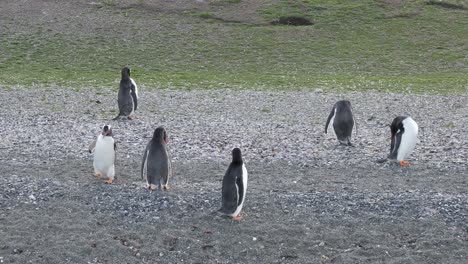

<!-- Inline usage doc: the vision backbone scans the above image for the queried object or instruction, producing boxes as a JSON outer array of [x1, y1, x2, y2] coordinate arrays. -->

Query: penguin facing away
[[114, 67, 138, 120], [325, 100, 356, 146], [141, 126, 171, 191], [388, 116, 418, 166], [89, 125, 117, 184], [221, 148, 248, 221]]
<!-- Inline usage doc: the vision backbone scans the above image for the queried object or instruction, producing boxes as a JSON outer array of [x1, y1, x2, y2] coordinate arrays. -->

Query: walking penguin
[[141, 126, 171, 190], [114, 67, 138, 120], [325, 100, 356, 146], [89, 125, 116, 184], [220, 148, 248, 221]]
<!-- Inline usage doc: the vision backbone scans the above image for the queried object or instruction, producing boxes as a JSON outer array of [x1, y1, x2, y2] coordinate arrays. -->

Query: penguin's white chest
[[93, 135, 115, 172], [397, 118, 418, 161]]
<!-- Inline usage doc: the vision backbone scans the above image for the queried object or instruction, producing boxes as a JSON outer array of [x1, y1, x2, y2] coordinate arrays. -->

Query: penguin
[[141, 126, 171, 191], [388, 116, 418, 166], [220, 148, 248, 221], [114, 67, 138, 120], [89, 125, 116, 184], [325, 100, 356, 146]]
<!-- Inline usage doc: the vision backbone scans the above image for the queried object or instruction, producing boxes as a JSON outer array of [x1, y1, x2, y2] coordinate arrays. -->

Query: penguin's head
[[153, 126, 168, 144], [231, 148, 243, 164], [390, 116, 406, 140], [121, 67, 131, 78], [102, 125, 113, 137]]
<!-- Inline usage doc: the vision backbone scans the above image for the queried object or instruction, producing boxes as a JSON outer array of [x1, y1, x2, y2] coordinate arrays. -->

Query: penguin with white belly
[[388, 116, 418, 166], [325, 100, 356, 146], [113, 67, 138, 120], [89, 125, 117, 184], [220, 148, 248, 221], [141, 126, 171, 191]]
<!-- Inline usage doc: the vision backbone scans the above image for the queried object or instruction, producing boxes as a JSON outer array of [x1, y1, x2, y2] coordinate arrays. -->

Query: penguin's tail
[[339, 137, 353, 146], [112, 114, 123, 120], [376, 157, 388, 164], [209, 209, 225, 217]]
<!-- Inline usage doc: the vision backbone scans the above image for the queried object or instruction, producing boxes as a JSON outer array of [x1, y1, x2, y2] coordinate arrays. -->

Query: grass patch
[[0, 0, 466, 94], [102, 0, 117, 7]]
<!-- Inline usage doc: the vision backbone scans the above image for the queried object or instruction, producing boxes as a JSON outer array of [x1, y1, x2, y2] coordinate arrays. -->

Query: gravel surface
[[1, 86, 467, 263]]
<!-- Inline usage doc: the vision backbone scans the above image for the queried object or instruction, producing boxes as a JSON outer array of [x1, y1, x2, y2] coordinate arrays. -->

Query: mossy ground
[[0, 0, 466, 93]]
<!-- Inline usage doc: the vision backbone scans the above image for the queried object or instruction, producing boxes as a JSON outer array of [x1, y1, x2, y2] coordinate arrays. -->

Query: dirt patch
[[1, 159, 467, 263], [426, 0, 468, 10]]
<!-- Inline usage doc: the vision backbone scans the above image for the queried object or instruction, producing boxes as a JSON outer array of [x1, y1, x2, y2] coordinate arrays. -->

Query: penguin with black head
[[220, 148, 248, 221], [141, 126, 171, 191], [388, 116, 418, 166], [325, 100, 356, 146], [114, 67, 138, 120]]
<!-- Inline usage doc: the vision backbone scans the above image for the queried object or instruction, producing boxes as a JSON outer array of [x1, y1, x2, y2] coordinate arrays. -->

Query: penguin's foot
[[95, 172, 102, 178], [231, 215, 243, 221], [147, 185, 157, 191], [127, 115, 136, 120], [163, 185, 170, 191], [104, 178, 114, 184], [399, 161, 410, 166]]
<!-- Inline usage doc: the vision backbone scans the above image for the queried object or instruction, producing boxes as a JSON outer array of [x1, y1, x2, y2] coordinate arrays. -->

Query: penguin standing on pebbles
[[141, 126, 171, 191], [220, 148, 248, 221], [325, 100, 356, 146], [114, 67, 138, 120], [89, 125, 116, 184], [388, 116, 418, 166]]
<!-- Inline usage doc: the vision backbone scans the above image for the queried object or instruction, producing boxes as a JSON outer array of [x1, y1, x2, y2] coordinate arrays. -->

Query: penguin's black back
[[117, 67, 135, 116], [221, 148, 244, 214], [143, 127, 169, 186], [146, 141, 169, 185], [327, 100, 354, 143]]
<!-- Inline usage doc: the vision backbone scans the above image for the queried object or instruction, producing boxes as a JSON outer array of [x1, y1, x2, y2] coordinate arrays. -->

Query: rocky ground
[[0, 86, 467, 263]]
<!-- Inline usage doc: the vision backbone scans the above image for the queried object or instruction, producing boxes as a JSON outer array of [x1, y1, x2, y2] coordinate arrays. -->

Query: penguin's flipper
[[236, 174, 244, 206], [88, 141, 96, 153], [141, 145, 149, 181], [113, 142, 117, 163], [325, 106, 335, 134], [354, 118, 358, 136]]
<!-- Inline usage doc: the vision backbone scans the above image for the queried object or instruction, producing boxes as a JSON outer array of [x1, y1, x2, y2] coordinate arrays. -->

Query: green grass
[[0, 0, 466, 94]]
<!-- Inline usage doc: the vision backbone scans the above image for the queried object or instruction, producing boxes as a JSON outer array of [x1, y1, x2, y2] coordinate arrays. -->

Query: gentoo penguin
[[388, 116, 418, 166], [89, 125, 116, 184], [325, 100, 356, 146], [114, 67, 138, 120], [141, 126, 171, 191], [220, 148, 248, 221]]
